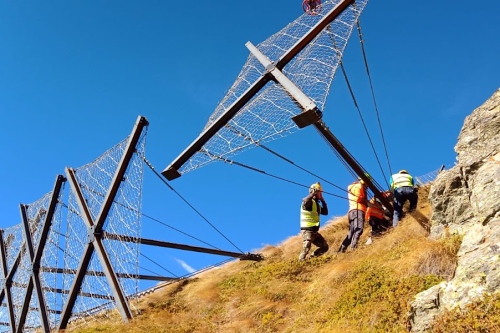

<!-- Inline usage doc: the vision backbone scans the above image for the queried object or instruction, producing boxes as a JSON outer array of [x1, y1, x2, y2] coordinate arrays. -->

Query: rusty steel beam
[[103, 232, 263, 261]]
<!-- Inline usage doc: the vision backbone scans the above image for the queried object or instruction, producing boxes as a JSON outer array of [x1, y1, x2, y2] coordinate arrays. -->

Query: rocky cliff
[[409, 88, 500, 332]]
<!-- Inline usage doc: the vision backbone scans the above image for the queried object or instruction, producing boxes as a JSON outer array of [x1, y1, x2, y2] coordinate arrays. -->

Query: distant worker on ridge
[[298, 182, 329, 261], [339, 175, 368, 253], [389, 170, 418, 227]]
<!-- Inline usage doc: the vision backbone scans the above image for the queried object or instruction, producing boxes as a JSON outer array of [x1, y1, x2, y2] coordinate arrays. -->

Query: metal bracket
[[292, 108, 323, 128], [87, 225, 101, 244]]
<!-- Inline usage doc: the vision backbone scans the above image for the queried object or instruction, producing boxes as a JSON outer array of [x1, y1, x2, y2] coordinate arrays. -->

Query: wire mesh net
[[415, 165, 448, 186], [178, 0, 369, 175], [0, 189, 65, 332], [62, 131, 146, 325], [0, 121, 146, 331]]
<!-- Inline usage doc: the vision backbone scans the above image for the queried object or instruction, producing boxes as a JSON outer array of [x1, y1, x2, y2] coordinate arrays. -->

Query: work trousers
[[393, 186, 418, 227], [368, 216, 391, 237], [339, 209, 365, 252], [299, 230, 329, 261]]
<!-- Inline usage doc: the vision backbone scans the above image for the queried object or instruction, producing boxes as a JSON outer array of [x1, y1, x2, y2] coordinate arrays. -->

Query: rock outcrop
[[409, 88, 500, 332]]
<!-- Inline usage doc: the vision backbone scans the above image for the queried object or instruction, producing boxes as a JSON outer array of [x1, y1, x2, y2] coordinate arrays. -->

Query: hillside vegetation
[[66, 186, 466, 333]]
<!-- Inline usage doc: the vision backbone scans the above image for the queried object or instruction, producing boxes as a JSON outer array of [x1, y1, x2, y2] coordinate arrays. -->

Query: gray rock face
[[409, 88, 500, 332]]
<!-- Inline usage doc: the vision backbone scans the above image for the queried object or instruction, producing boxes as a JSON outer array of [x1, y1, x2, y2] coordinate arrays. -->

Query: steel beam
[[313, 122, 394, 211], [57, 116, 148, 331], [41, 267, 177, 282], [16, 175, 65, 333], [0, 230, 16, 333], [103, 233, 263, 261], [162, 0, 354, 180]]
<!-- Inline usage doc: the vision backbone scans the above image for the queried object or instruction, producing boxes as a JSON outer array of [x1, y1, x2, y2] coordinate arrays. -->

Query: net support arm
[[162, 0, 354, 180]]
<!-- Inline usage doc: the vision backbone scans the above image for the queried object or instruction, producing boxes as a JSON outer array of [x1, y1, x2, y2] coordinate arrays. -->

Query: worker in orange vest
[[364, 195, 391, 245], [338, 176, 368, 253]]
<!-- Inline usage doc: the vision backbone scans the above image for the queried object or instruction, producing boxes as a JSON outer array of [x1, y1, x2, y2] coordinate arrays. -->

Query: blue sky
[[1, 0, 499, 289]]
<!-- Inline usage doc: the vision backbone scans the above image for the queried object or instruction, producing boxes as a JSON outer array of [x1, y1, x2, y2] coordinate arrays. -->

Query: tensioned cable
[[327, 24, 389, 188], [48, 235, 165, 282], [60, 185, 222, 250], [139, 252, 178, 278], [208, 151, 374, 205], [354, 14, 393, 177], [141, 213, 221, 250], [203, 150, 347, 200], [57, 202, 195, 277], [140, 153, 244, 254], [225, 124, 348, 194]]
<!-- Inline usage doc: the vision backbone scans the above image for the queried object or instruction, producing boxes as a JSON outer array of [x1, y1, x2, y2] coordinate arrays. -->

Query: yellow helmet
[[309, 182, 323, 193], [358, 172, 371, 184], [399, 170, 408, 174]]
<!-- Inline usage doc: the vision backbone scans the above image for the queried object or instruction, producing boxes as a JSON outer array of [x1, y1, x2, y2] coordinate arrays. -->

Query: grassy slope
[[66, 186, 463, 333]]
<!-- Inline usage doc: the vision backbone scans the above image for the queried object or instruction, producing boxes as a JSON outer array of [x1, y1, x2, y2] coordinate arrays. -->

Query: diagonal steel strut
[[16, 175, 66, 333], [57, 116, 149, 331]]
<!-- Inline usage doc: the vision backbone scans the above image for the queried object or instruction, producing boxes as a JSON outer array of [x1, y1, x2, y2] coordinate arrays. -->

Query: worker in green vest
[[298, 182, 329, 261], [389, 170, 418, 227]]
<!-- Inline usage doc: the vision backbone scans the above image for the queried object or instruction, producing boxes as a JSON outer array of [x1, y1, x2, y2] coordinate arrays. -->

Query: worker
[[389, 170, 418, 227], [364, 195, 391, 245], [338, 175, 368, 252], [298, 182, 329, 261]]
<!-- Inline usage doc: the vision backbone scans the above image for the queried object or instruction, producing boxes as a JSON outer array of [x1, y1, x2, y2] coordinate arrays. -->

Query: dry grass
[[65, 185, 462, 333]]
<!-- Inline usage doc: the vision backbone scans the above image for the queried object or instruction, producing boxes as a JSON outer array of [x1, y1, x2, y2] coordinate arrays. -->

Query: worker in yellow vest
[[389, 170, 418, 227], [299, 182, 329, 261], [338, 176, 368, 252]]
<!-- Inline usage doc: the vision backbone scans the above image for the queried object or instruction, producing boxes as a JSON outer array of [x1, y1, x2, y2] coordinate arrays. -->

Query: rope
[[206, 151, 347, 200], [141, 213, 221, 250], [327, 24, 389, 188], [54, 207, 196, 280], [355, 18, 393, 177], [224, 124, 347, 193], [257, 143, 347, 194], [139, 252, 179, 278], [59, 187, 222, 251], [140, 153, 244, 254]]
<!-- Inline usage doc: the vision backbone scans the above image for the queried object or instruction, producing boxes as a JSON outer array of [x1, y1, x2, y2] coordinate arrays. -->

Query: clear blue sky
[[1, 0, 499, 288]]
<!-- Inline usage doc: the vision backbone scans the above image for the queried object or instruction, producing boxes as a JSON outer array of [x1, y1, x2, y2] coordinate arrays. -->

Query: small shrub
[[441, 232, 463, 256]]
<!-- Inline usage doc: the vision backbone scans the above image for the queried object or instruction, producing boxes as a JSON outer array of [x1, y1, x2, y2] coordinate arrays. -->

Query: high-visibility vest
[[300, 200, 320, 228], [366, 198, 385, 220], [391, 173, 413, 190], [348, 182, 367, 213]]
